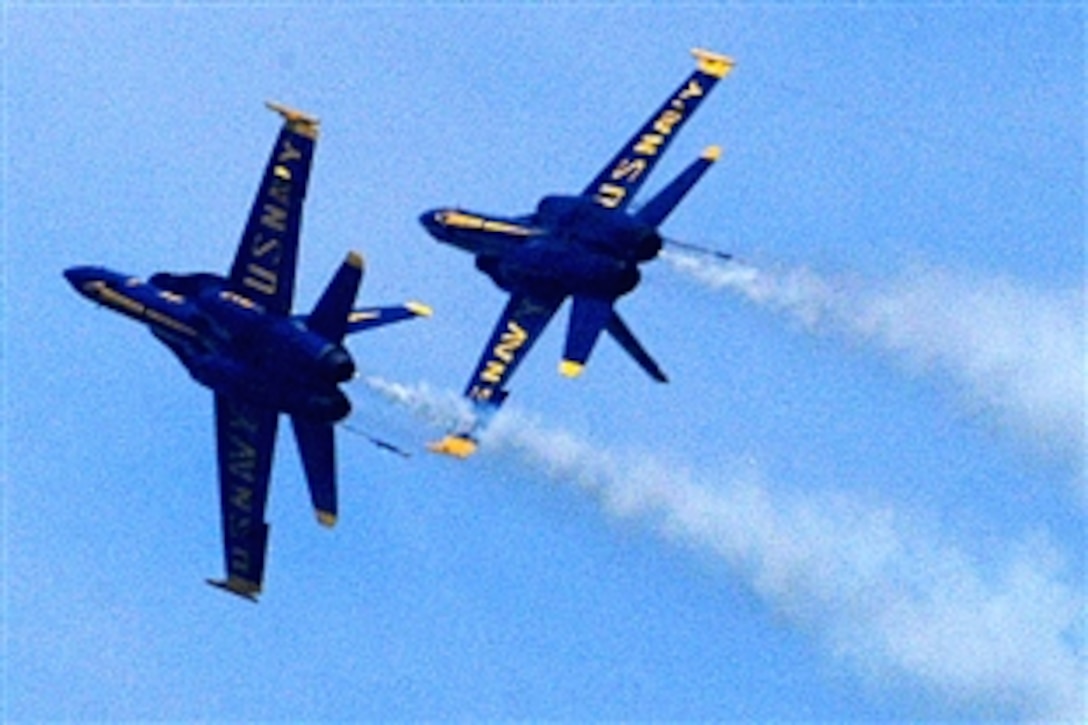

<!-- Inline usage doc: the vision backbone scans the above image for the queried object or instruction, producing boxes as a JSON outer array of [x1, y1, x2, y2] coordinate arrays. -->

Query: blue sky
[[5, 3, 1085, 721]]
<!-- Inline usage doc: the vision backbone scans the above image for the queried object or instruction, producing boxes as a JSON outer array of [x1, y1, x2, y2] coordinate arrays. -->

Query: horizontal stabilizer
[[634, 146, 720, 228], [562, 296, 614, 376], [346, 301, 432, 334], [291, 417, 338, 527], [607, 311, 668, 383], [207, 576, 261, 603], [307, 252, 364, 343]]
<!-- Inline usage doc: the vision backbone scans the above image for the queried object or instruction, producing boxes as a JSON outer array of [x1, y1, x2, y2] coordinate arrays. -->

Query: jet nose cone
[[64, 266, 106, 295], [420, 208, 457, 240], [64, 266, 91, 287], [419, 209, 441, 234]]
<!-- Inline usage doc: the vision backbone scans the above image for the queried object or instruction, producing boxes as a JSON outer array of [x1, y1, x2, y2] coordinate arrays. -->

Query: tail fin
[[291, 416, 338, 526], [560, 297, 668, 382], [307, 252, 365, 343], [635, 146, 720, 228], [560, 296, 614, 377]]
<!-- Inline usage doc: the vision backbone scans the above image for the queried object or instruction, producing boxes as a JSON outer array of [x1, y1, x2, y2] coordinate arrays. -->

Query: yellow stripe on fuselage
[[87, 282, 197, 337], [439, 211, 537, 236], [145, 309, 197, 337], [94, 284, 146, 317]]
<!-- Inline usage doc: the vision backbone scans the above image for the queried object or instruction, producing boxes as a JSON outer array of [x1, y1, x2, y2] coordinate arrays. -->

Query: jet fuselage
[[64, 265, 353, 422], [420, 193, 661, 300]]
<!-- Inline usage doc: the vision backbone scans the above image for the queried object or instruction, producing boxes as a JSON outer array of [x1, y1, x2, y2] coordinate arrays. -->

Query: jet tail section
[[634, 146, 720, 228], [307, 252, 365, 343], [291, 417, 338, 526], [561, 297, 667, 383]]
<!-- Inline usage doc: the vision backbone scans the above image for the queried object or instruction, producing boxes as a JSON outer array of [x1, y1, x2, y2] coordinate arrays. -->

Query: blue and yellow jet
[[422, 49, 734, 457], [64, 103, 430, 601]]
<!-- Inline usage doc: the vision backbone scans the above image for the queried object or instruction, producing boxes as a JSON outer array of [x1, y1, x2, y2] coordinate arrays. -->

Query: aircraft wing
[[429, 290, 563, 458], [227, 102, 319, 315], [463, 291, 565, 408], [579, 48, 733, 211], [207, 394, 278, 602]]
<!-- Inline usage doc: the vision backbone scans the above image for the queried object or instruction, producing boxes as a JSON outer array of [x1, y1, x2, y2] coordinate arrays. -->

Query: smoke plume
[[364, 377, 1086, 720], [662, 251, 1086, 473]]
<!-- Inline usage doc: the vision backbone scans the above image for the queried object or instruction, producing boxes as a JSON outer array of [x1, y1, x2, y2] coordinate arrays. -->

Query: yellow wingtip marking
[[317, 511, 337, 528], [265, 100, 320, 138], [427, 435, 477, 459], [702, 145, 723, 162], [346, 251, 364, 270], [405, 301, 433, 317], [691, 48, 735, 79], [558, 360, 585, 378]]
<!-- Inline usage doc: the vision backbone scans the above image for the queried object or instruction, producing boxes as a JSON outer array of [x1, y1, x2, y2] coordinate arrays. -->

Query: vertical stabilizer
[[634, 146, 720, 228], [291, 417, 338, 526], [307, 252, 365, 343], [561, 296, 615, 377]]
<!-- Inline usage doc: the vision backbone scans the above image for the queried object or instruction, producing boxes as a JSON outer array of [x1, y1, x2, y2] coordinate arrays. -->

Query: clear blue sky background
[[5, 3, 1084, 721]]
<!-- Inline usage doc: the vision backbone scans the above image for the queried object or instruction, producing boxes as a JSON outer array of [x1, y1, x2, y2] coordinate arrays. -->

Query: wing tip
[[558, 360, 585, 378], [207, 576, 261, 603], [345, 251, 365, 270], [691, 48, 735, 79], [405, 301, 434, 318], [702, 145, 723, 162], [427, 434, 478, 459], [265, 100, 320, 138], [317, 510, 338, 528]]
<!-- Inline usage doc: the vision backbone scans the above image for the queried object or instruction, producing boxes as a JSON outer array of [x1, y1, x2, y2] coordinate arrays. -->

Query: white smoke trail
[[365, 378, 1087, 720], [363, 375, 476, 432], [662, 250, 1086, 470]]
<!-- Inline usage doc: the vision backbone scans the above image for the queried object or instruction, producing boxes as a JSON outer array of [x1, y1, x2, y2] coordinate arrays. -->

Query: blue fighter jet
[[421, 49, 734, 457], [65, 103, 430, 601]]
